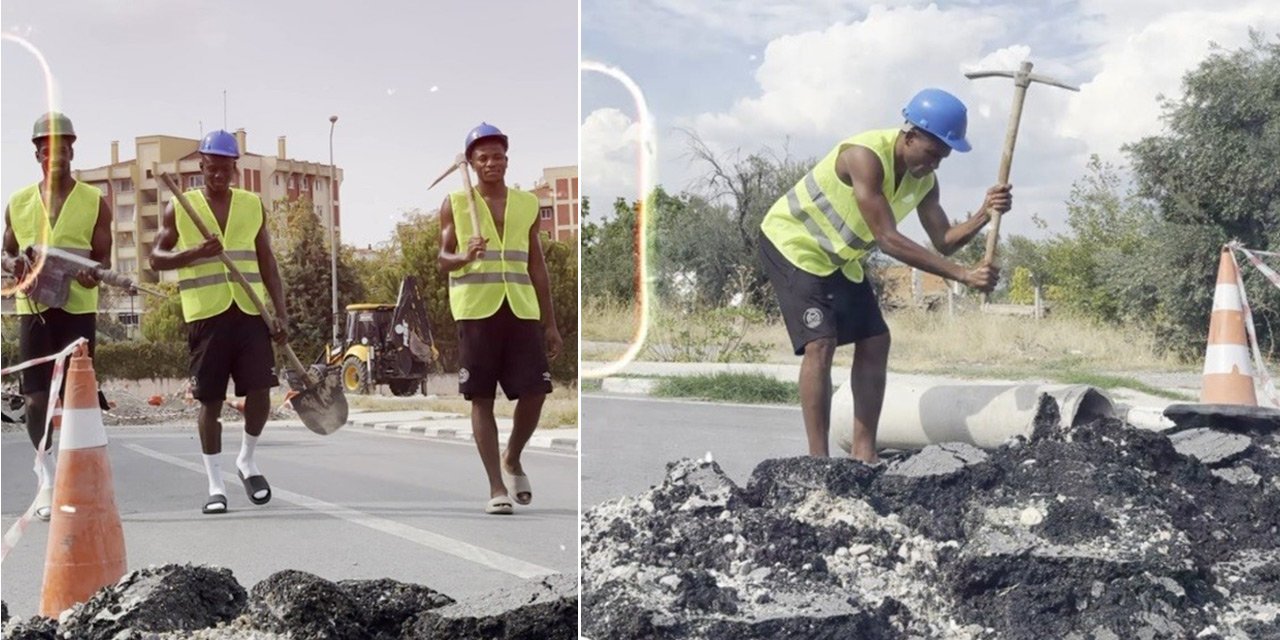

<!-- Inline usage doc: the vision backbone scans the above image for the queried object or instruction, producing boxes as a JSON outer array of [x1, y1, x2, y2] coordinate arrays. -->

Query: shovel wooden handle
[[156, 172, 313, 384]]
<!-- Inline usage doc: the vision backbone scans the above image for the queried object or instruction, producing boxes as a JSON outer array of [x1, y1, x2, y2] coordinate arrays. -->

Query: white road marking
[[124, 443, 559, 579]]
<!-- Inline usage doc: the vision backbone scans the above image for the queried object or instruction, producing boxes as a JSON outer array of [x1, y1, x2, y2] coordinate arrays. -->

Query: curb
[[346, 414, 579, 453]]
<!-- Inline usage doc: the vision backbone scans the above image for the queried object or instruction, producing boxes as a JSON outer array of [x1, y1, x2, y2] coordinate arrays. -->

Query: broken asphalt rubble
[[2, 564, 576, 639], [582, 401, 1280, 639]]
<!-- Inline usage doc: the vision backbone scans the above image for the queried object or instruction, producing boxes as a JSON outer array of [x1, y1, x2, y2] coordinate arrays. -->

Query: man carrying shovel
[[2, 112, 113, 521], [758, 88, 1011, 464], [435, 123, 563, 515], [150, 130, 288, 514]]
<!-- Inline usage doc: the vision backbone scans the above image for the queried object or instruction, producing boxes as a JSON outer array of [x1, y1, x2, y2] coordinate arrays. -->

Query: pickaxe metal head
[[964, 60, 1080, 92], [427, 153, 468, 191]]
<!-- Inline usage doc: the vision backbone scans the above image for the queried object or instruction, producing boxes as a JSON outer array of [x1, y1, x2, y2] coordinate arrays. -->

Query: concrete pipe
[[830, 375, 1116, 453]]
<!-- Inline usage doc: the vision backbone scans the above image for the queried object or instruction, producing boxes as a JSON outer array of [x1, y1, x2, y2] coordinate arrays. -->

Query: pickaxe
[[427, 154, 483, 242], [966, 61, 1079, 263]]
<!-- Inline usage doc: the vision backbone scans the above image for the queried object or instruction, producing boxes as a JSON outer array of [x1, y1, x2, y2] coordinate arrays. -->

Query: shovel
[[156, 172, 348, 435]]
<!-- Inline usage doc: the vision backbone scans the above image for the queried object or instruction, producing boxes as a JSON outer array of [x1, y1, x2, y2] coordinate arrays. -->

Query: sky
[[581, 0, 1280, 241], [2, 0, 578, 248]]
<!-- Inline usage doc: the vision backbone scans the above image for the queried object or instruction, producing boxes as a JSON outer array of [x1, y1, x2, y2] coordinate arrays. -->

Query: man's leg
[[470, 398, 508, 499], [800, 337, 837, 457], [850, 332, 890, 464], [197, 400, 228, 503], [237, 388, 270, 502], [503, 392, 544, 502]]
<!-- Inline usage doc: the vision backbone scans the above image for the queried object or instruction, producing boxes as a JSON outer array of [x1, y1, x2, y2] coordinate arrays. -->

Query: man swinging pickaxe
[[966, 61, 1078, 263]]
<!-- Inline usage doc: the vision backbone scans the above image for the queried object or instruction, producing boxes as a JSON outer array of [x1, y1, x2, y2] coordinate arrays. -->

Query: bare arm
[[437, 196, 485, 272], [527, 225, 562, 359], [2, 205, 18, 273], [148, 201, 221, 271], [254, 198, 287, 321], [90, 197, 113, 268], [839, 147, 997, 291], [917, 183, 1010, 256]]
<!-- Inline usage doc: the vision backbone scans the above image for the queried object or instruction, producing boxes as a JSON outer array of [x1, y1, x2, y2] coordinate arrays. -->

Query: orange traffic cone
[[1201, 247, 1258, 405], [39, 344, 126, 618]]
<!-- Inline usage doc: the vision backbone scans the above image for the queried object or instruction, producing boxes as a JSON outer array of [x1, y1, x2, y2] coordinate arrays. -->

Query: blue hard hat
[[464, 122, 508, 158], [902, 89, 971, 153], [198, 130, 240, 158]]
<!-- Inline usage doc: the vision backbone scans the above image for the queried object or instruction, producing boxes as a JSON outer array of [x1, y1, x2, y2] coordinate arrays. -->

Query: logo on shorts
[[542, 371, 552, 382], [458, 368, 470, 383], [803, 307, 824, 329]]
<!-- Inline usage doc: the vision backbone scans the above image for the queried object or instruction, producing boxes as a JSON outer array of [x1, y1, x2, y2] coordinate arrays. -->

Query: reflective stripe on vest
[[174, 188, 267, 322], [447, 188, 541, 321], [8, 181, 102, 315], [761, 128, 934, 282]]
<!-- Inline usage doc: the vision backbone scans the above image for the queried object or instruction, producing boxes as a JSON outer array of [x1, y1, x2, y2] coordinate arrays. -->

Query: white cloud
[[1062, 3, 1280, 162], [581, 107, 644, 208], [642, 2, 1279, 238]]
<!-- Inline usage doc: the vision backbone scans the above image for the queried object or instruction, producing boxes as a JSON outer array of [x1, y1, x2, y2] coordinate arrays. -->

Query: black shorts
[[18, 309, 96, 395], [456, 302, 552, 401], [759, 235, 889, 355], [187, 307, 278, 403]]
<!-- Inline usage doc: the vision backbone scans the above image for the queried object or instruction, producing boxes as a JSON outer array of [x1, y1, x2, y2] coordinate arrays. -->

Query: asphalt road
[[581, 393, 806, 507], [1, 421, 578, 618]]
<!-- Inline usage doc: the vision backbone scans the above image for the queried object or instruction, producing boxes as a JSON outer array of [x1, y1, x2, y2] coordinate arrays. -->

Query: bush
[[94, 341, 188, 381]]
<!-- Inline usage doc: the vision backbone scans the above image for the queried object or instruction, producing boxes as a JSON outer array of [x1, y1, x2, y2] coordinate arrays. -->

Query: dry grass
[[582, 296, 1192, 378]]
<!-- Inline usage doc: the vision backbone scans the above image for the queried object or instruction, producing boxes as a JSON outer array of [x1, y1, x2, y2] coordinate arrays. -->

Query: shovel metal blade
[[286, 365, 349, 435]]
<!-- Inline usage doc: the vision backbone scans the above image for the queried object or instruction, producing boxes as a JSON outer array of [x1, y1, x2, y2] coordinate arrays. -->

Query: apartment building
[[72, 129, 342, 330], [533, 165, 578, 242]]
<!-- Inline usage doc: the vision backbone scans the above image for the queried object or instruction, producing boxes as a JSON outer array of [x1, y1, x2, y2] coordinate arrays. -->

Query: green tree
[[582, 196, 638, 302], [1124, 33, 1280, 355], [139, 282, 184, 342], [269, 197, 364, 361]]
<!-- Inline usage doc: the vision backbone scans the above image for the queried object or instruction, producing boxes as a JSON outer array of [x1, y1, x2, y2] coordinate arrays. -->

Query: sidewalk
[[584, 359, 1203, 432], [338, 409, 579, 453]]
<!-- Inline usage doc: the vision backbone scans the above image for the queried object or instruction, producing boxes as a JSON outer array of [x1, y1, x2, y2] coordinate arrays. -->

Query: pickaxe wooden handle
[[155, 171, 315, 387], [427, 155, 483, 241], [966, 61, 1079, 263]]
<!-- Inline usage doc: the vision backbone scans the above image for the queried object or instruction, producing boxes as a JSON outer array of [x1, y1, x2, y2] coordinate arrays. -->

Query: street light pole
[[328, 115, 340, 352]]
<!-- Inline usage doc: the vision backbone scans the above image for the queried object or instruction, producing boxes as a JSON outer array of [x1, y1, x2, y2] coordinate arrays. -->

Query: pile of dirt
[[582, 408, 1280, 639], [2, 564, 576, 639]]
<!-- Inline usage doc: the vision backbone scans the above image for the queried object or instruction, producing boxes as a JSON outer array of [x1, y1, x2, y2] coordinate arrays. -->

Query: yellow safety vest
[[761, 128, 936, 282], [174, 188, 267, 322], [9, 181, 102, 315], [448, 188, 541, 321]]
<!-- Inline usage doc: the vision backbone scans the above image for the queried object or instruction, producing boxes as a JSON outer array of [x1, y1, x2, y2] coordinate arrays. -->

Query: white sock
[[237, 433, 261, 477], [237, 433, 268, 500], [202, 453, 226, 496], [34, 453, 56, 489]]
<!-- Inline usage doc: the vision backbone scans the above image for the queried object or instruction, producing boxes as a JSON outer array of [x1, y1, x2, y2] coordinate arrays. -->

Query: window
[[116, 231, 135, 246], [556, 178, 569, 200], [116, 204, 135, 221], [274, 174, 280, 186], [115, 178, 134, 193], [118, 259, 136, 274], [540, 207, 552, 220], [141, 189, 158, 204], [145, 169, 153, 178], [118, 313, 139, 326], [186, 174, 205, 190]]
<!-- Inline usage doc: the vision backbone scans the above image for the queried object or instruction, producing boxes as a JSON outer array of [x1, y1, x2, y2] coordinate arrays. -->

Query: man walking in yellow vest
[[759, 89, 1011, 464], [2, 112, 113, 521], [149, 130, 289, 514], [437, 123, 563, 515]]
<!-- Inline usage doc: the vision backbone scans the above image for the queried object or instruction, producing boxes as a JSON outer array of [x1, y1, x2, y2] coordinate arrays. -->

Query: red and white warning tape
[[1226, 241, 1280, 408], [0, 337, 87, 562]]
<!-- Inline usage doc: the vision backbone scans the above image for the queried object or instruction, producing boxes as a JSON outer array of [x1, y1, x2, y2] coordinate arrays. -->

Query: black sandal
[[203, 493, 228, 514], [238, 470, 272, 505]]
